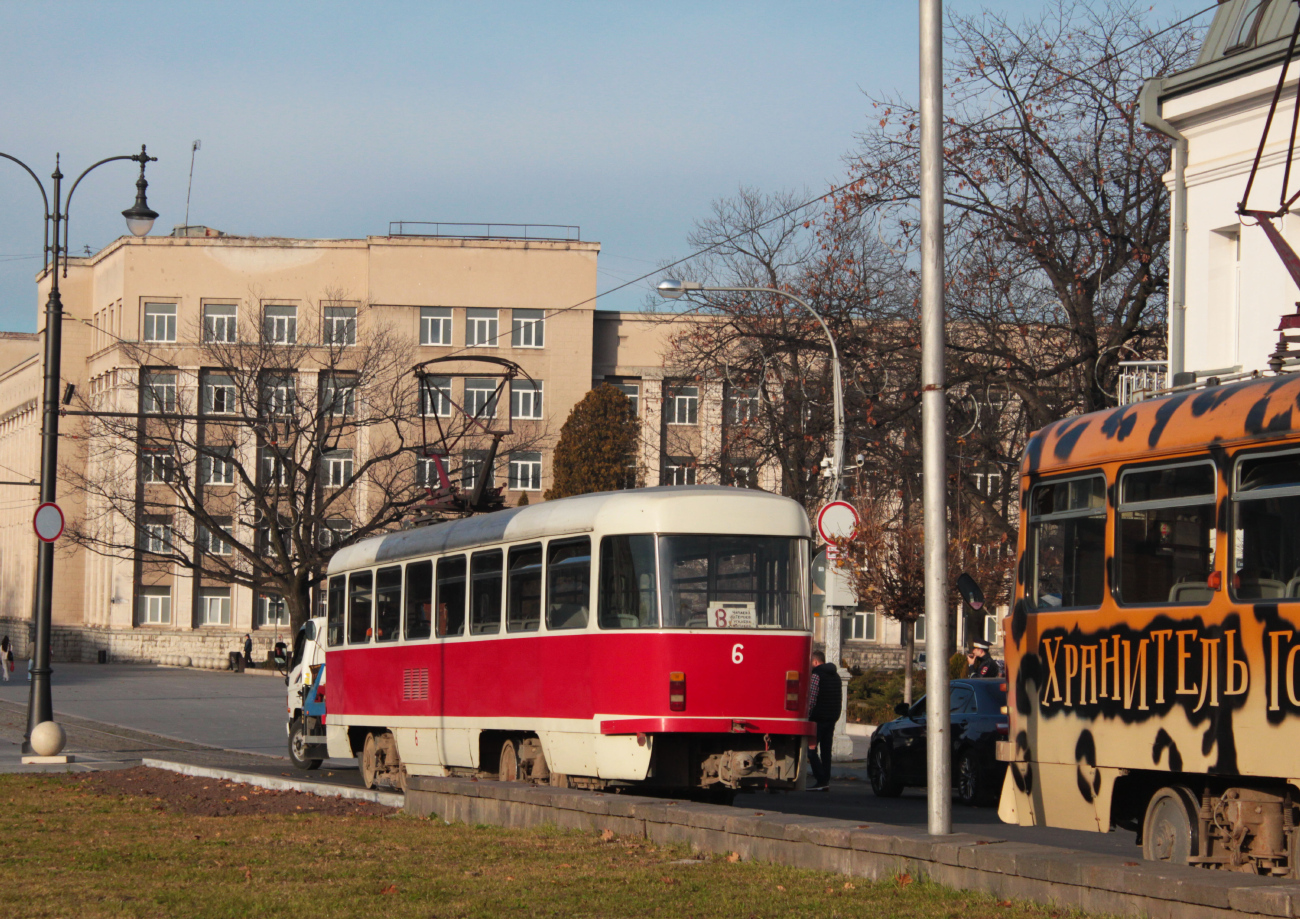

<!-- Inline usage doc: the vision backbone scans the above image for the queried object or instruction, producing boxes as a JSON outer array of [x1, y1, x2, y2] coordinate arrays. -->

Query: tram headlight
[[669, 672, 686, 712]]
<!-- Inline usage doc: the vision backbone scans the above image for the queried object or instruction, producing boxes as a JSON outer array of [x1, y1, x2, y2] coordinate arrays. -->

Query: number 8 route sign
[[816, 500, 859, 544], [33, 503, 64, 543]]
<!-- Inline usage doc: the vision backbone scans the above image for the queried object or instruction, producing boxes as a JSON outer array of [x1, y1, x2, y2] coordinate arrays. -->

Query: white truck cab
[[286, 616, 328, 770]]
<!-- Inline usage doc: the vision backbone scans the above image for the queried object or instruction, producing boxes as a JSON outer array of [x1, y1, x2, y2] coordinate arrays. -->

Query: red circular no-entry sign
[[816, 500, 859, 543], [33, 503, 64, 543]]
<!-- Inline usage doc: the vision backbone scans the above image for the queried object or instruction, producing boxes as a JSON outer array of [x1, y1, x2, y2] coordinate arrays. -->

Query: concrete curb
[[141, 758, 404, 808], [404, 776, 1300, 918]]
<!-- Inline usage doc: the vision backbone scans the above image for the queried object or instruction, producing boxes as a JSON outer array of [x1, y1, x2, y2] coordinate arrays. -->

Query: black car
[[866, 678, 1008, 807]]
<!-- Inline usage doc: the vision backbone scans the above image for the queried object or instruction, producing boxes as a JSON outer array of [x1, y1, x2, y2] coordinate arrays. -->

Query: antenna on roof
[[183, 140, 201, 232]]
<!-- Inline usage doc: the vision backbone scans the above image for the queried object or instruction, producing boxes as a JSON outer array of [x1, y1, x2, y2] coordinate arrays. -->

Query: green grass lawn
[[1, 773, 1092, 919]]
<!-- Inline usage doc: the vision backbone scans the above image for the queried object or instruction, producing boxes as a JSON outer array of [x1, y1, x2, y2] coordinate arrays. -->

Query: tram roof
[[1024, 373, 1300, 477], [327, 485, 812, 574]]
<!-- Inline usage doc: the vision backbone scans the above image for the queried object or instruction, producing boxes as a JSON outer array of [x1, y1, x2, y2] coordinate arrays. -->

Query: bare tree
[[846, 0, 1201, 423], [64, 298, 544, 633]]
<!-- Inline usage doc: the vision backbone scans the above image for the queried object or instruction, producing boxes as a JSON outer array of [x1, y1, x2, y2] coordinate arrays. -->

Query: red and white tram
[[316, 485, 815, 794]]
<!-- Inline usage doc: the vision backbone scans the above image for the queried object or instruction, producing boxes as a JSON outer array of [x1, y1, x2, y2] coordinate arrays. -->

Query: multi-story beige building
[[0, 228, 799, 665]]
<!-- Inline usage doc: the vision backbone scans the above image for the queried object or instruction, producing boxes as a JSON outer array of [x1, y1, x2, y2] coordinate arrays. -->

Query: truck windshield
[[659, 535, 808, 630]]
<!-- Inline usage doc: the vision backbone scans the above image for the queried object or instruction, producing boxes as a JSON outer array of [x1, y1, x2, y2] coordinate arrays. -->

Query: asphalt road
[[1, 661, 1142, 857]]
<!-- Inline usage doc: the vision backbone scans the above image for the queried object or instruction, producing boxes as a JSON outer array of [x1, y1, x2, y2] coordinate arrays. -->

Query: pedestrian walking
[[243, 633, 254, 669], [0, 635, 10, 682], [805, 650, 842, 792]]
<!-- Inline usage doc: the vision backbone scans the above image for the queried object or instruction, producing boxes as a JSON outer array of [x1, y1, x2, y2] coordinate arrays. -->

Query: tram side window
[[1028, 475, 1106, 610], [1117, 463, 1216, 605], [1234, 452, 1300, 599], [405, 560, 433, 640], [375, 566, 402, 641], [348, 571, 373, 644], [471, 550, 503, 635], [327, 575, 345, 645], [547, 537, 591, 630], [599, 535, 658, 628], [507, 544, 543, 632], [436, 556, 467, 637]]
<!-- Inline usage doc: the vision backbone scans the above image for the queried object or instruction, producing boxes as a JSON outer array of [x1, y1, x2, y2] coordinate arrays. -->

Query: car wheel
[[956, 750, 986, 806], [288, 715, 323, 771], [868, 744, 903, 797]]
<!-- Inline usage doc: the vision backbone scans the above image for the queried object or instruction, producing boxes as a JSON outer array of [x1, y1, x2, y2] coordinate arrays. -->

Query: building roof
[[1023, 372, 1300, 476], [1155, 0, 1300, 101]]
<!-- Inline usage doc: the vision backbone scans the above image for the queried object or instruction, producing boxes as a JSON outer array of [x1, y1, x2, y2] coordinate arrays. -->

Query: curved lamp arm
[[0, 151, 51, 265], [657, 280, 846, 500], [62, 146, 157, 275]]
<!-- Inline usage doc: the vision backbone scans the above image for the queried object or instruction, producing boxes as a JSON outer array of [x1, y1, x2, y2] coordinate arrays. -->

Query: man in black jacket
[[805, 650, 842, 791]]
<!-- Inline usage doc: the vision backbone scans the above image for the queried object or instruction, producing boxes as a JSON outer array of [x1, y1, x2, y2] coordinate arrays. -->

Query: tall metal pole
[[920, 0, 951, 836], [24, 162, 64, 751]]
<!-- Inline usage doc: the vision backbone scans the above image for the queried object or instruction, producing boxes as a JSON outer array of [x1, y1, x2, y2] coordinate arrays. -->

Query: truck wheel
[[1142, 786, 1200, 865], [288, 716, 322, 771]]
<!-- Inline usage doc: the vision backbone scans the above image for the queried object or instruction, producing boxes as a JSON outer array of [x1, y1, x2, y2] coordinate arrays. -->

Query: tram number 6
[[731, 644, 744, 664]]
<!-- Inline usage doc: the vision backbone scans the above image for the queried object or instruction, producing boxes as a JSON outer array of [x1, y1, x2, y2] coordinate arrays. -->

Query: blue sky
[[0, 1, 1215, 330]]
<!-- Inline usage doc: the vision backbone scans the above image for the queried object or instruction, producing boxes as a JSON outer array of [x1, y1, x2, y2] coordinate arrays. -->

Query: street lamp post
[[657, 279, 854, 760], [0, 146, 158, 755]]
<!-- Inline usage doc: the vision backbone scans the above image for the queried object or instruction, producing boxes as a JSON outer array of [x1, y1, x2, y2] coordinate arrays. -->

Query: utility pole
[[920, 0, 952, 836]]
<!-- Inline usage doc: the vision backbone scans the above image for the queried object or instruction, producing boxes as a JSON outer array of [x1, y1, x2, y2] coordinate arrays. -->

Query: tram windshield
[[659, 535, 808, 630]]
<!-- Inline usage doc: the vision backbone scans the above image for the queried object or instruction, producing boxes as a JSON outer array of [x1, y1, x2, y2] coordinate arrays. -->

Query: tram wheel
[[360, 732, 380, 789], [1142, 786, 1200, 865], [498, 739, 520, 782], [288, 716, 322, 771]]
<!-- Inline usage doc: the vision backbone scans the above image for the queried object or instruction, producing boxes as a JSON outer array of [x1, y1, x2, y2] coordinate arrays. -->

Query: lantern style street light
[[656, 278, 845, 499], [0, 146, 158, 755]]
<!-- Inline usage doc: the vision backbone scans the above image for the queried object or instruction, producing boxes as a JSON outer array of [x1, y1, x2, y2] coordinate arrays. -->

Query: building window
[[200, 588, 232, 626], [320, 518, 352, 549], [140, 517, 173, 554], [915, 615, 926, 643], [465, 308, 499, 348], [323, 449, 354, 488], [726, 386, 759, 425], [416, 455, 447, 488], [463, 450, 492, 491], [851, 609, 877, 641], [663, 457, 696, 486], [139, 588, 171, 625], [666, 385, 698, 425], [143, 302, 176, 343], [203, 303, 237, 342], [1226, 0, 1271, 53], [420, 307, 452, 346], [323, 305, 357, 346], [203, 373, 236, 415], [263, 304, 297, 344], [199, 517, 234, 556], [257, 593, 289, 628], [508, 452, 542, 491], [511, 380, 543, 420], [259, 447, 289, 486], [611, 381, 639, 417], [261, 375, 295, 416], [420, 376, 452, 417], [725, 462, 757, 489], [141, 450, 175, 484], [142, 372, 177, 414], [511, 309, 545, 348], [465, 378, 499, 419], [200, 445, 235, 485], [983, 613, 999, 644], [322, 377, 356, 417]]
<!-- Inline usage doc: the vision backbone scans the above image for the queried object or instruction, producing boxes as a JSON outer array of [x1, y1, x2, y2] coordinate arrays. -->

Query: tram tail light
[[669, 672, 686, 711], [785, 671, 800, 711]]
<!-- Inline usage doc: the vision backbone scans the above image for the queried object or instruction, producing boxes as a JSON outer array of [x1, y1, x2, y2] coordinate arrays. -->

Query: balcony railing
[[388, 222, 580, 242], [1117, 360, 1168, 405]]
